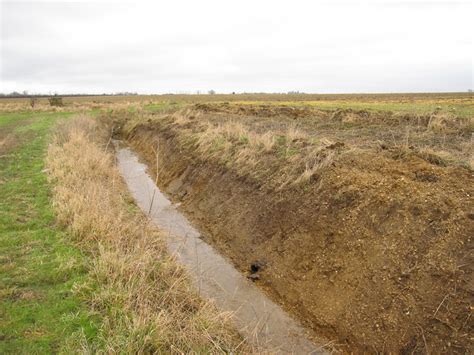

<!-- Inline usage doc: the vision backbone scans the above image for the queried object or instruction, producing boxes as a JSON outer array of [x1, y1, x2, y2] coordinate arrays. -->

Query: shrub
[[48, 96, 64, 107], [29, 97, 37, 108]]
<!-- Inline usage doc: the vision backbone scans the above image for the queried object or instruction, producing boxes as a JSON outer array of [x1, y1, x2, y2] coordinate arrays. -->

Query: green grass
[[144, 100, 185, 112], [0, 112, 35, 128], [0, 112, 98, 353]]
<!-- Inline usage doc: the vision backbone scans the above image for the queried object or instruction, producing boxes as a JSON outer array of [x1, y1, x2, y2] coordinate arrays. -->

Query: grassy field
[[0, 112, 99, 352], [228, 99, 474, 118], [1, 92, 473, 118]]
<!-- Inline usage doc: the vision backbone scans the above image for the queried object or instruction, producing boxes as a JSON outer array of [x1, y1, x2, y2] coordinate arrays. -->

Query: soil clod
[[247, 274, 260, 282]]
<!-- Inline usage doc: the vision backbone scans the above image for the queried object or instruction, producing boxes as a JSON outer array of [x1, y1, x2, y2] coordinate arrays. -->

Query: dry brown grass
[[153, 109, 343, 188], [113, 101, 472, 193], [46, 115, 247, 353], [294, 146, 337, 185], [286, 125, 308, 142], [0, 99, 145, 113], [171, 107, 203, 125]]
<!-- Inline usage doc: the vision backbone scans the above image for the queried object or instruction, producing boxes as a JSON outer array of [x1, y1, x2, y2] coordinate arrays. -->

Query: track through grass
[[0, 113, 98, 353]]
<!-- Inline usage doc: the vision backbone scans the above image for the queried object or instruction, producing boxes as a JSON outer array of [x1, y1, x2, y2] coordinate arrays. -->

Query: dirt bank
[[115, 105, 473, 352]]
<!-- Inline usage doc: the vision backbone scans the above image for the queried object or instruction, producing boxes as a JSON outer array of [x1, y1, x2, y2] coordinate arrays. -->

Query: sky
[[0, 0, 472, 94]]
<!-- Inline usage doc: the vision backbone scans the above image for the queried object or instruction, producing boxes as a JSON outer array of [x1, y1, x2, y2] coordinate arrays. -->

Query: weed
[[48, 96, 63, 107]]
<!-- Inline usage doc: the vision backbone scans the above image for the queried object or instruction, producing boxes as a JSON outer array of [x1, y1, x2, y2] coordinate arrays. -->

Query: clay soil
[[112, 103, 473, 353]]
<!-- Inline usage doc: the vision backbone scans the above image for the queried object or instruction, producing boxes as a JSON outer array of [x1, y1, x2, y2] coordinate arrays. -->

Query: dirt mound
[[116, 106, 473, 353]]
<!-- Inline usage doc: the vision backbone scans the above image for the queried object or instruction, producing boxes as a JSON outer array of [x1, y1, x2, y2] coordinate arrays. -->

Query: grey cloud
[[1, 0, 472, 94]]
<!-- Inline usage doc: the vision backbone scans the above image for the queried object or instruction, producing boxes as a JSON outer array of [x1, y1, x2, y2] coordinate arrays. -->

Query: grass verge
[[0, 112, 98, 353]]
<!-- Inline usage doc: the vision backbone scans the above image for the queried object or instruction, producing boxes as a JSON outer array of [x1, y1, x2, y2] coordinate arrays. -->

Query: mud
[[120, 106, 473, 353], [116, 145, 328, 354]]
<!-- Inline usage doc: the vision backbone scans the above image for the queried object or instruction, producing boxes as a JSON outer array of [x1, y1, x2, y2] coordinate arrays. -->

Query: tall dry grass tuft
[[172, 107, 202, 125], [295, 149, 336, 184], [195, 120, 277, 154], [286, 125, 308, 142], [46, 116, 246, 353]]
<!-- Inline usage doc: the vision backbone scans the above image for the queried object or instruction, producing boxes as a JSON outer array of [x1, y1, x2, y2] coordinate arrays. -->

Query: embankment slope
[[117, 104, 473, 352]]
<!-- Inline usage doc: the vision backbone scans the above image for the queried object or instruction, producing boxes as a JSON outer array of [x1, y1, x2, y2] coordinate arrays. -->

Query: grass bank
[[0, 112, 98, 353]]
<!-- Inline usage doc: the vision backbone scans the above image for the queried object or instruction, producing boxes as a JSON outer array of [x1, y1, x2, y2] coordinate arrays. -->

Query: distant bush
[[29, 97, 37, 108], [48, 96, 63, 107]]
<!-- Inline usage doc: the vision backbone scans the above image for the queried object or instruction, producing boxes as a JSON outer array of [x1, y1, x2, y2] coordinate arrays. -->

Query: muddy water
[[116, 146, 326, 354]]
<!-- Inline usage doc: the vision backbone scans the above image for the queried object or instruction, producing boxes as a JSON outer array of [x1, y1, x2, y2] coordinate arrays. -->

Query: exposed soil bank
[[116, 145, 326, 353], [120, 107, 473, 353]]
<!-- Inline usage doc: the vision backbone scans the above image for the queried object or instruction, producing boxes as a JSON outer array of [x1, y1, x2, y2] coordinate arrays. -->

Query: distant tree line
[[0, 91, 139, 98], [0, 90, 310, 97], [0, 91, 30, 97]]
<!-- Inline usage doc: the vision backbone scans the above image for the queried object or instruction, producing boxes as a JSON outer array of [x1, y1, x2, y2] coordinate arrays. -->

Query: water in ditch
[[116, 145, 327, 354]]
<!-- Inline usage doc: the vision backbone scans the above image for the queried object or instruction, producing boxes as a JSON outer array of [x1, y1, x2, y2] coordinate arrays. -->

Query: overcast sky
[[1, 0, 472, 94]]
